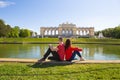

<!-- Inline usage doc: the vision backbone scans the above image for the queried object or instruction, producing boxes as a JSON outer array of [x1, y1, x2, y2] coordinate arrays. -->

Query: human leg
[[42, 48, 52, 59], [69, 51, 84, 61], [74, 51, 85, 61], [38, 48, 60, 62], [38, 48, 52, 62], [47, 51, 60, 61], [73, 51, 85, 61]]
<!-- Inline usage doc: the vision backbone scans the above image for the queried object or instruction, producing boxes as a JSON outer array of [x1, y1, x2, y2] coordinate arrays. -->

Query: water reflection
[[75, 44, 120, 60], [0, 44, 120, 60]]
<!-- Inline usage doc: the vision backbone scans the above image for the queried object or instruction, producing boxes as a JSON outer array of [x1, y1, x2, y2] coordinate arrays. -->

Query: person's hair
[[65, 39, 71, 51], [58, 37, 63, 41]]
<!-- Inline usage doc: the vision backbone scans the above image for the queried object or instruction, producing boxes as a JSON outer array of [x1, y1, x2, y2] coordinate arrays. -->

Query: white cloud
[[0, 1, 15, 8]]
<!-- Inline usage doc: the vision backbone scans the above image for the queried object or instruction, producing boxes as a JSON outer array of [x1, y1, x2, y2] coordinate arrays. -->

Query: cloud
[[0, 1, 15, 8]]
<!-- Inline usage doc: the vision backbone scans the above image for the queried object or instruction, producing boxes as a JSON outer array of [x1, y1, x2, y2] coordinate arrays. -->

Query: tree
[[113, 26, 120, 38], [102, 28, 114, 37], [13, 26, 20, 37], [0, 19, 11, 37], [19, 29, 31, 37], [0, 19, 36, 38], [6, 25, 12, 37], [8, 26, 20, 38], [97, 25, 120, 39], [0, 19, 6, 37]]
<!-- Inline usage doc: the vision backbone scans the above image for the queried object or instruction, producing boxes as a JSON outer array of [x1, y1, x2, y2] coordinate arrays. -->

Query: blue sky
[[0, 0, 120, 34]]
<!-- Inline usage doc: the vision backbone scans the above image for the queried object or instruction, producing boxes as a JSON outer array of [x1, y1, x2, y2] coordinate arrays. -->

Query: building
[[40, 22, 94, 38]]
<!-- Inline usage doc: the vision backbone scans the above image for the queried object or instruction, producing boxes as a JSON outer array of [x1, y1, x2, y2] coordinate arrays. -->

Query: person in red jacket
[[65, 39, 85, 61], [37, 37, 65, 63]]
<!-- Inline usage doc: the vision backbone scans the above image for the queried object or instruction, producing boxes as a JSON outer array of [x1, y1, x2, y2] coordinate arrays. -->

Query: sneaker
[[80, 57, 85, 61], [37, 58, 45, 63]]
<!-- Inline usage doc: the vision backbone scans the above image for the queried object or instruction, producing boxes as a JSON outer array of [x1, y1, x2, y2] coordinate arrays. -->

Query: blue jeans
[[68, 51, 82, 61]]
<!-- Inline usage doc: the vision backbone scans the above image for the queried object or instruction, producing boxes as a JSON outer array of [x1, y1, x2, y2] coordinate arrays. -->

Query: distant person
[[64, 39, 85, 61], [37, 37, 65, 63]]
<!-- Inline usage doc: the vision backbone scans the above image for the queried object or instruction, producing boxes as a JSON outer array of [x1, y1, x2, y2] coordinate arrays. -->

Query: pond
[[0, 44, 120, 60]]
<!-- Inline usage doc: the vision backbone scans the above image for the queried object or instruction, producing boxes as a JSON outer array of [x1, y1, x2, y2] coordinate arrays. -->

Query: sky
[[0, 0, 120, 34]]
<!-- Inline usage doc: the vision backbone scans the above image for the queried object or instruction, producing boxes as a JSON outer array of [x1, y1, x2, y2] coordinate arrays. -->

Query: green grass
[[0, 62, 120, 80], [0, 38, 120, 44], [0, 38, 58, 43], [72, 38, 120, 43], [0, 38, 120, 43]]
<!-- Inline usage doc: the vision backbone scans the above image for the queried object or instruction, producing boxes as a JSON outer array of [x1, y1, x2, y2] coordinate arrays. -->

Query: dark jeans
[[68, 50, 82, 61], [43, 48, 61, 61]]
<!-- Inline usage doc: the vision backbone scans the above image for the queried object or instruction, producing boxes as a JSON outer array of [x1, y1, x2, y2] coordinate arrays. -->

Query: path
[[0, 58, 120, 64]]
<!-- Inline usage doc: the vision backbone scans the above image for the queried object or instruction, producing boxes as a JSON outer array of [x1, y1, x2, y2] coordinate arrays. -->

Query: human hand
[[49, 44, 52, 46]]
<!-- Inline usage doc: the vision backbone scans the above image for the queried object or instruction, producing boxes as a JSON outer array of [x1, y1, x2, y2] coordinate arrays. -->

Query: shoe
[[80, 57, 85, 61], [37, 58, 45, 63]]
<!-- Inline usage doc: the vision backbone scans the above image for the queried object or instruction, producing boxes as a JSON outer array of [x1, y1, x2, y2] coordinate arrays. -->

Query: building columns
[[40, 23, 94, 38]]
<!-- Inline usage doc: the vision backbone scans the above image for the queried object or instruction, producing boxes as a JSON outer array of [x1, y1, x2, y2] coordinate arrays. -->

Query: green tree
[[19, 29, 31, 37], [6, 25, 12, 37], [98, 25, 120, 39], [8, 26, 20, 38], [113, 26, 120, 38], [102, 28, 114, 37], [0, 19, 36, 38], [0, 19, 11, 37]]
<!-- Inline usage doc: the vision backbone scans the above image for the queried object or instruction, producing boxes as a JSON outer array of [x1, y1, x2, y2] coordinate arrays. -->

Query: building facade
[[40, 22, 94, 38]]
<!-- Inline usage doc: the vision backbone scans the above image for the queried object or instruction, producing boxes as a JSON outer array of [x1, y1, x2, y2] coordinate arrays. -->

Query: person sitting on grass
[[37, 37, 65, 63], [64, 39, 85, 61]]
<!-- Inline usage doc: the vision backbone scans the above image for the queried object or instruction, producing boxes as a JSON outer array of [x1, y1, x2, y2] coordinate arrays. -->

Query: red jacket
[[65, 46, 82, 60]]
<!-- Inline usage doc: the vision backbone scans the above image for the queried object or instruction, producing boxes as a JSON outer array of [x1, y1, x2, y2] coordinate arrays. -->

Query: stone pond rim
[[0, 58, 120, 64]]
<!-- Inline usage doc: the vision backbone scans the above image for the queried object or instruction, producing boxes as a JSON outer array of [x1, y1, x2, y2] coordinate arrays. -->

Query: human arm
[[50, 47, 58, 51], [49, 44, 58, 51], [71, 46, 82, 51]]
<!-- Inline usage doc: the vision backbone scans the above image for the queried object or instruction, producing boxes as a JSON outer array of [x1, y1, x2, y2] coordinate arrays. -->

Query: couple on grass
[[38, 37, 85, 63]]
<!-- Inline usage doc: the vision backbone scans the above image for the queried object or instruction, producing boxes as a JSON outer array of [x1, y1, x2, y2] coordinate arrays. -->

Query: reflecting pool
[[0, 44, 120, 60]]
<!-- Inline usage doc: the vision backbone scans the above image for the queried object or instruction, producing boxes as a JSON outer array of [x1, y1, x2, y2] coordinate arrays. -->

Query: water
[[0, 44, 120, 60]]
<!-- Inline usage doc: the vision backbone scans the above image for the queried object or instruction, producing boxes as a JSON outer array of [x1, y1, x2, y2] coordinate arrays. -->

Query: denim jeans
[[69, 50, 82, 61], [43, 48, 60, 61]]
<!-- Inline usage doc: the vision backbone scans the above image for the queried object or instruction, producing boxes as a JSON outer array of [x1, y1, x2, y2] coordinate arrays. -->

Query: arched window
[[52, 30, 55, 35], [62, 29, 65, 35], [44, 30, 48, 35], [83, 30, 86, 35], [80, 30, 83, 35], [48, 30, 51, 35], [69, 30, 73, 34], [76, 30, 79, 35], [56, 30, 58, 35], [66, 30, 69, 34], [86, 30, 89, 35]]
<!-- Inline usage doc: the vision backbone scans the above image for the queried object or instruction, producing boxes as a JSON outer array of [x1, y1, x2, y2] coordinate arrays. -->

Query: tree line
[[95, 25, 120, 39], [0, 19, 37, 38]]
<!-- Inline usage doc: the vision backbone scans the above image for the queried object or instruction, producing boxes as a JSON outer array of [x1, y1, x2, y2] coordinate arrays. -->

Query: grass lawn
[[0, 62, 120, 80], [0, 38, 120, 44]]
